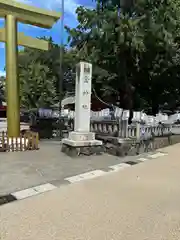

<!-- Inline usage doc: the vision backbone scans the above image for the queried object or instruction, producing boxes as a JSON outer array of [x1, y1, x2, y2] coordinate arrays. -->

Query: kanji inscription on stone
[[84, 64, 90, 74], [82, 104, 88, 109], [74, 62, 92, 132], [84, 76, 89, 83], [83, 90, 89, 95]]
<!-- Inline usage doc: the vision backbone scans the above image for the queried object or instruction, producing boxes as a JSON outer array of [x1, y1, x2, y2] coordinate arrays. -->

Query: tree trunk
[[151, 98, 159, 115]]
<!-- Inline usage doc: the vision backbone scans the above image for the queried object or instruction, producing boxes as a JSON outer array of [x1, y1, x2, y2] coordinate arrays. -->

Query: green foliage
[[18, 38, 77, 109], [65, 0, 180, 113], [16, 0, 180, 113], [19, 62, 57, 108], [0, 76, 5, 105]]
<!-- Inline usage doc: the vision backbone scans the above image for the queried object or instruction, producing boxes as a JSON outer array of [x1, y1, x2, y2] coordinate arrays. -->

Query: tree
[[132, 0, 180, 113], [18, 38, 78, 109], [0, 76, 5, 105], [65, 5, 144, 110], [66, 0, 180, 113], [18, 0, 180, 113], [19, 62, 57, 109]]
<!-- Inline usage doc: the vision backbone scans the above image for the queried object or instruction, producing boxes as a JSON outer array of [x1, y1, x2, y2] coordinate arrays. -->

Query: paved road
[[1, 144, 180, 240]]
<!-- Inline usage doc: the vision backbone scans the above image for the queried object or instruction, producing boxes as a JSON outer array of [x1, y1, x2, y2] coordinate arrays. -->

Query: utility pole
[[59, 0, 65, 140]]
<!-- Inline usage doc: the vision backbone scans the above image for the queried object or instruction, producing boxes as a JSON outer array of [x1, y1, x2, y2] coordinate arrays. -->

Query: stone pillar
[[74, 62, 92, 132], [62, 62, 103, 157], [117, 110, 131, 156], [122, 110, 129, 138], [136, 122, 140, 140]]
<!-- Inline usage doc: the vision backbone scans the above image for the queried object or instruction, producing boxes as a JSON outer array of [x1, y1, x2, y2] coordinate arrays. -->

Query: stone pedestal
[[99, 137, 133, 157], [61, 62, 103, 157], [62, 132, 104, 157], [116, 138, 133, 156]]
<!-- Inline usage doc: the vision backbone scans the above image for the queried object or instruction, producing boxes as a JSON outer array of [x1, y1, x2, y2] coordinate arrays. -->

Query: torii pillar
[[0, 0, 61, 137]]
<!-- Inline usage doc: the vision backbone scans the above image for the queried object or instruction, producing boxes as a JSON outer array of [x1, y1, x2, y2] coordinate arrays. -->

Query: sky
[[0, 0, 94, 77]]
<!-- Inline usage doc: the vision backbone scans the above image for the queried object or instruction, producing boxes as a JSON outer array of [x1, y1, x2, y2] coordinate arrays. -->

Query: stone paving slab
[[0, 143, 180, 240]]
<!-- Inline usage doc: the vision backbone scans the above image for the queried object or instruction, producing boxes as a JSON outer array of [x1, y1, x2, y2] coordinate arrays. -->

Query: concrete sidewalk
[[0, 140, 140, 196], [1, 144, 180, 240]]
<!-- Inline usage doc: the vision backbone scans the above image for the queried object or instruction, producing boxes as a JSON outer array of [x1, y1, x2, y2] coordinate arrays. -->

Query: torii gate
[[0, 0, 61, 137]]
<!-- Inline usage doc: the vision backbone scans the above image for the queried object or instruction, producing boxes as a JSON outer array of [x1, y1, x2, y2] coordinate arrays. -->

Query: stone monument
[[62, 62, 103, 156], [0, 0, 61, 137]]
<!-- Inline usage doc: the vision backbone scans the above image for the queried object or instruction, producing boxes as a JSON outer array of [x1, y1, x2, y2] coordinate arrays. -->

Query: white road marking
[[138, 158, 149, 162], [65, 170, 106, 183], [109, 163, 131, 172], [33, 183, 57, 193], [149, 152, 167, 159], [12, 183, 57, 200], [12, 188, 39, 200]]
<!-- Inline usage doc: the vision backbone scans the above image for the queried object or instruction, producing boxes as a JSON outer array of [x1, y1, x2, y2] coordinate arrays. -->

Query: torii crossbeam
[[0, 28, 49, 50], [0, 0, 61, 137]]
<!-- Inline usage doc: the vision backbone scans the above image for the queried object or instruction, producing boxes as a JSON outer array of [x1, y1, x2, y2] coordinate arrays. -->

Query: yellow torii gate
[[0, 0, 61, 137]]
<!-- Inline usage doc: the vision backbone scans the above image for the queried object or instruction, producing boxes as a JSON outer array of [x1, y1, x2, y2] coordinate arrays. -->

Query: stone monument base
[[61, 131, 104, 157]]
